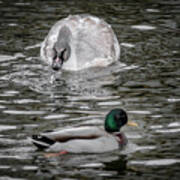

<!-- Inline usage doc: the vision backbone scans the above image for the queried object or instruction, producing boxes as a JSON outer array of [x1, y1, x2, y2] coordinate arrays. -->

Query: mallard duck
[[40, 14, 120, 71], [31, 109, 137, 155]]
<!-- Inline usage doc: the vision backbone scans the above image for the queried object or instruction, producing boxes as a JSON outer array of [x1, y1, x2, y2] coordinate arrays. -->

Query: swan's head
[[52, 26, 71, 71]]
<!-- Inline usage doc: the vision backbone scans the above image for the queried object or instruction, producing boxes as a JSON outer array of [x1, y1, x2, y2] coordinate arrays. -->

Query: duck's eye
[[114, 113, 120, 121], [114, 113, 122, 126]]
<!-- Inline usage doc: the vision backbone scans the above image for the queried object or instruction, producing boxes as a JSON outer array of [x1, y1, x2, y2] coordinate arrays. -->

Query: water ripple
[[3, 110, 45, 115], [0, 125, 17, 132], [129, 159, 180, 166], [155, 128, 180, 134], [131, 25, 156, 30]]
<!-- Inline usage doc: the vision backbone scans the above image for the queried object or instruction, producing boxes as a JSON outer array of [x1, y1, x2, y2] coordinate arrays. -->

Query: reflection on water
[[0, 0, 180, 179]]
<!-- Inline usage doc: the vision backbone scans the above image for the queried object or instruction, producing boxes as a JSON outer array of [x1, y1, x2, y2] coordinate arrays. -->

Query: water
[[0, 0, 180, 179]]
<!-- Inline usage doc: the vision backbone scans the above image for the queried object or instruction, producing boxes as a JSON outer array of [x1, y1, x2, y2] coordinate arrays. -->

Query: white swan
[[40, 14, 120, 71]]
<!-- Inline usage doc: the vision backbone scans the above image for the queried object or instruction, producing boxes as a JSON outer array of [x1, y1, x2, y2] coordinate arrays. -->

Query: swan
[[40, 14, 120, 71]]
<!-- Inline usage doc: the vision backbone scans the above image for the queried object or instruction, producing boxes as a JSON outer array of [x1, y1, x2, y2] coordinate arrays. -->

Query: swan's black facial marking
[[51, 40, 71, 71], [52, 48, 66, 71]]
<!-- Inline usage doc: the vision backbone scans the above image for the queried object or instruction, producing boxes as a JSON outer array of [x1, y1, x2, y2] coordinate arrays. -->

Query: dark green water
[[0, 0, 180, 179]]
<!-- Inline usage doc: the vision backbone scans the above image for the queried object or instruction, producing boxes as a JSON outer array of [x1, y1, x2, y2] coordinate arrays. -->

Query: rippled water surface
[[0, 0, 180, 179]]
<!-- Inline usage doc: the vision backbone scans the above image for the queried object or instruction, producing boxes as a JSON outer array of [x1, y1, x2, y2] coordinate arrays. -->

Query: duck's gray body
[[40, 14, 120, 71], [31, 126, 126, 153]]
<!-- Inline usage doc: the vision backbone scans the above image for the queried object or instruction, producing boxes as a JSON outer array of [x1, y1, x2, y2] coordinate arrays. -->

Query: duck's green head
[[105, 109, 128, 133]]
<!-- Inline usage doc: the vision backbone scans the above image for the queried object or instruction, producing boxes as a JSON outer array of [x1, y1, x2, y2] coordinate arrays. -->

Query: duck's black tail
[[31, 135, 55, 149]]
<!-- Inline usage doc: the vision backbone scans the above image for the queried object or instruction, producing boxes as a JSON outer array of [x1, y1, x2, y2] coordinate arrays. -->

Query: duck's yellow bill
[[127, 121, 138, 127]]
